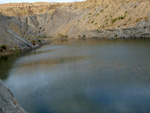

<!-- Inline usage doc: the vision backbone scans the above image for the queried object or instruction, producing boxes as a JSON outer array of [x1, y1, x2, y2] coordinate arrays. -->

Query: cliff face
[[0, 0, 150, 51], [0, 15, 34, 51], [0, 79, 27, 113]]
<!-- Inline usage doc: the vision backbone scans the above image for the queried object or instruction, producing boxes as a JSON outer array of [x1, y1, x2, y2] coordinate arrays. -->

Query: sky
[[0, 0, 84, 4]]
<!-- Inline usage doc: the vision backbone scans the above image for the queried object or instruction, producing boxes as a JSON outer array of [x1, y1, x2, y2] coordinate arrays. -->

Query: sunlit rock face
[[0, 79, 27, 113]]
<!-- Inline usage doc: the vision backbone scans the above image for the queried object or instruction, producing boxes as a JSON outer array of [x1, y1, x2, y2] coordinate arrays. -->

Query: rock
[[0, 79, 27, 113]]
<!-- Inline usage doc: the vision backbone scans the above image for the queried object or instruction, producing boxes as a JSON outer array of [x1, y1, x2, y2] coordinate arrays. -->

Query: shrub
[[101, 25, 105, 28], [145, 16, 148, 20], [114, 34, 118, 37], [105, 5, 109, 8], [91, 20, 94, 24], [127, 18, 131, 22], [32, 40, 36, 45], [112, 18, 117, 24], [14, 46, 18, 49], [58, 34, 68, 38], [144, 26, 147, 29], [1, 45, 7, 50], [125, 11, 128, 14], [38, 39, 41, 43], [105, 19, 109, 21], [100, 10, 103, 12], [112, 15, 126, 24], [96, 14, 99, 16], [135, 18, 142, 22], [118, 16, 125, 20], [37, 35, 47, 38], [83, 34, 86, 38]]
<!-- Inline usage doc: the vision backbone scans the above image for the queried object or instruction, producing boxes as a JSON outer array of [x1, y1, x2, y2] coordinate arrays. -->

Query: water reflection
[[27, 49, 54, 56], [15, 55, 92, 69], [1, 40, 150, 113], [0, 53, 21, 80]]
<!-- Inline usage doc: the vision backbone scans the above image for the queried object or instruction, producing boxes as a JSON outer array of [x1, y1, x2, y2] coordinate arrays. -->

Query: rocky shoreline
[[0, 79, 27, 113], [0, 38, 50, 57]]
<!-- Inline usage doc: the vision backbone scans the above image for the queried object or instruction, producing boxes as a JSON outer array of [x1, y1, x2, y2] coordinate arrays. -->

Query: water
[[1, 40, 150, 113]]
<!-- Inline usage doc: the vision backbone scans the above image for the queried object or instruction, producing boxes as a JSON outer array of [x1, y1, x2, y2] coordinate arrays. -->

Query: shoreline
[[0, 39, 50, 57], [1, 38, 150, 57], [0, 79, 27, 113]]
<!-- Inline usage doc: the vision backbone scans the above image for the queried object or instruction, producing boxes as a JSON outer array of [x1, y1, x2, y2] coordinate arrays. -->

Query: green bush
[[37, 35, 47, 38], [32, 40, 36, 45], [100, 10, 103, 12], [91, 20, 94, 24], [1, 45, 7, 50], [112, 15, 126, 24], [105, 5, 109, 8], [58, 34, 68, 38], [96, 14, 99, 16], [145, 16, 148, 20], [112, 18, 117, 24], [105, 19, 109, 21], [118, 16, 125, 20], [38, 39, 41, 43], [125, 11, 128, 14], [101, 25, 105, 28], [127, 18, 131, 22], [114, 34, 118, 37], [83, 34, 86, 38], [14, 46, 18, 49]]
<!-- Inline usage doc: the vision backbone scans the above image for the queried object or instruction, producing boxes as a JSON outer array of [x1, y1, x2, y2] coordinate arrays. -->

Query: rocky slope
[[0, 79, 27, 113], [0, 0, 150, 52]]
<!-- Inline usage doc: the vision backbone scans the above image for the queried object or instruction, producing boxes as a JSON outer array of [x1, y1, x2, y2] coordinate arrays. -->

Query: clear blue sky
[[0, 0, 84, 4]]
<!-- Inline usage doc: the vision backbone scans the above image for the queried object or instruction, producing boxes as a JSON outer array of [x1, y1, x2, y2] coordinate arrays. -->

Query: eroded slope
[[0, 0, 150, 51]]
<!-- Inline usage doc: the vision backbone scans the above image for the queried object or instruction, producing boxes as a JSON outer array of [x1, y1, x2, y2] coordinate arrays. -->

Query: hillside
[[0, 0, 150, 52]]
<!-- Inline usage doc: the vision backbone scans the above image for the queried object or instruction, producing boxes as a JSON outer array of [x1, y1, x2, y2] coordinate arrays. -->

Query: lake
[[0, 40, 150, 113]]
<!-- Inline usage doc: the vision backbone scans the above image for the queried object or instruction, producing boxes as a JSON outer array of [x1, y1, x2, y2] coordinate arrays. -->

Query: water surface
[[1, 40, 150, 113]]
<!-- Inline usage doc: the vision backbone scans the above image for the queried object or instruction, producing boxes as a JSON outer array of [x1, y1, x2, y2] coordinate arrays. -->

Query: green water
[[0, 40, 150, 113]]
